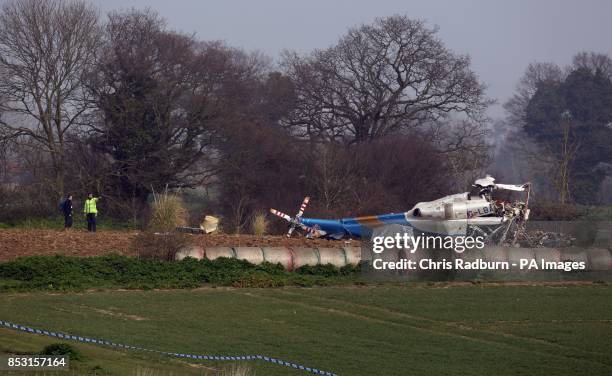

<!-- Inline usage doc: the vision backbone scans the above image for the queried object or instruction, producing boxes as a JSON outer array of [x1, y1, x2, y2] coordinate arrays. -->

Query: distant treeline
[[0, 0, 610, 231]]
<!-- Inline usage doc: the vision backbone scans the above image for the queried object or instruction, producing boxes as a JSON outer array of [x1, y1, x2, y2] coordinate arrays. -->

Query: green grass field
[[0, 284, 611, 375]]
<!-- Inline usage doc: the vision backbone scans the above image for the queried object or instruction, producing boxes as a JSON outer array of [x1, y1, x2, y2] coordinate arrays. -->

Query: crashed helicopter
[[270, 176, 531, 245]]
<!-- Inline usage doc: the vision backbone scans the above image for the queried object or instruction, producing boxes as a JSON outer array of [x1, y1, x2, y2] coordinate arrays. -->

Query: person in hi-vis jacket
[[83, 193, 100, 232]]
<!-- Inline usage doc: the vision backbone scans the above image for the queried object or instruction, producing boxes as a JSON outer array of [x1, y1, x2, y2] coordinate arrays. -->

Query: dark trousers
[[86, 213, 96, 232], [64, 214, 73, 228]]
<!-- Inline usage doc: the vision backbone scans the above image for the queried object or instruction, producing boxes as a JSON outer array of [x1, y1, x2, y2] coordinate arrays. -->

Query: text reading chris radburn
[[370, 233, 586, 272]]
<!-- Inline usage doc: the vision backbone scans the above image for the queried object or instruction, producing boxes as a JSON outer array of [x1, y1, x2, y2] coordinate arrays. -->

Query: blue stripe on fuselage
[[301, 213, 410, 239]]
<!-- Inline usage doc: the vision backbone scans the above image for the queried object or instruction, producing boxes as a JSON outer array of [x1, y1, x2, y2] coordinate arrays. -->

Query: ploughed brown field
[[0, 229, 358, 261]]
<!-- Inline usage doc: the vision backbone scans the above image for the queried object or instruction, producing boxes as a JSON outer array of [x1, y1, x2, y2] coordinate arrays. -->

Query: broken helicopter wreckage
[[270, 176, 534, 246]]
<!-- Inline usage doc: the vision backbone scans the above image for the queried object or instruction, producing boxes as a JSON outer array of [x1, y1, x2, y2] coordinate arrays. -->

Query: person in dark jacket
[[61, 194, 73, 230]]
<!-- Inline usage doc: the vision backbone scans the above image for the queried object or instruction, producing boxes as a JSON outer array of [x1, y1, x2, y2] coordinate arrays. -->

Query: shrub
[[40, 343, 82, 360], [0, 254, 361, 291], [530, 203, 585, 220], [231, 272, 286, 288], [296, 263, 361, 277], [135, 188, 190, 261], [223, 364, 255, 376], [250, 212, 268, 236], [148, 188, 187, 233], [133, 231, 190, 261]]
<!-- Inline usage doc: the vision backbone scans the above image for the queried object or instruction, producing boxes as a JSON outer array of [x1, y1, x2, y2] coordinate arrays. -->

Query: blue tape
[[0, 320, 337, 375]]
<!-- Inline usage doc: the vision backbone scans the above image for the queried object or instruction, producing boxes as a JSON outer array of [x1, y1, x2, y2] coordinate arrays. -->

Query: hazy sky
[[92, 0, 612, 117]]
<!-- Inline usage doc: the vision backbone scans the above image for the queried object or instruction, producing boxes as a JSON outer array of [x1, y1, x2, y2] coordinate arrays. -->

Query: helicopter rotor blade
[[296, 196, 310, 218], [273, 197, 315, 238], [270, 208, 292, 222]]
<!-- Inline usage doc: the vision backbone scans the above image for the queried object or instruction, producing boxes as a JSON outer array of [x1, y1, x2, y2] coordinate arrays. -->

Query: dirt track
[[0, 229, 358, 261]]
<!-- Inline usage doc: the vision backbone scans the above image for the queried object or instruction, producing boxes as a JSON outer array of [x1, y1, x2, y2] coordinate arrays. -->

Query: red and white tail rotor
[[269, 208, 292, 222], [297, 196, 309, 217], [269, 196, 312, 238]]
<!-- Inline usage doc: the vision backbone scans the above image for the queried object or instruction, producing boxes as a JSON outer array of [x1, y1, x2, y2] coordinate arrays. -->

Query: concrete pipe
[[365, 247, 402, 262], [458, 247, 485, 263], [359, 246, 374, 264], [234, 247, 265, 265], [587, 248, 612, 270], [560, 248, 588, 265], [292, 247, 320, 269], [533, 248, 562, 264], [317, 247, 349, 267], [204, 246, 235, 261], [507, 248, 535, 270], [343, 247, 362, 266], [455, 247, 486, 278], [176, 245, 205, 260], [261, 247, 294, 270], [482, 247, 509, 263]]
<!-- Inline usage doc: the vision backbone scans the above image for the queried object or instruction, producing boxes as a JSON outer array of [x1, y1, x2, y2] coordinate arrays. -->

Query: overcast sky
[[92, 0, 612, 118]]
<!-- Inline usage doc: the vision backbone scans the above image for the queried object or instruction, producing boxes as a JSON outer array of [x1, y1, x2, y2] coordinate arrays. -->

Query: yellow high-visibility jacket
[[83, 198, 99, 214]]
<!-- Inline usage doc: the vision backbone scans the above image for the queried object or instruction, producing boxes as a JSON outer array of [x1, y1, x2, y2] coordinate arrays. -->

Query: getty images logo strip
[[0, 320, 338, 376]]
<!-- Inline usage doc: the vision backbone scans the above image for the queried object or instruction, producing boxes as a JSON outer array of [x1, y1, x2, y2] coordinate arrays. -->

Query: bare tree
[[503, 62, 564, 128], [554, 112, 580, 204], [86, 10, 270, 211], [429, 119, 490, 188], [572, 52, 612, 79], [309, 143, 363, 214], [0, 0, 101, 196], [500, 53, 611, 204], [494, 62, 566, 198], [282, 15, 490, 144]]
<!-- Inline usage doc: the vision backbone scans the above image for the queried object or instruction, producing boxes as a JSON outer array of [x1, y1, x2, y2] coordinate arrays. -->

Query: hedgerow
[[0, 254, 360, 291]]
